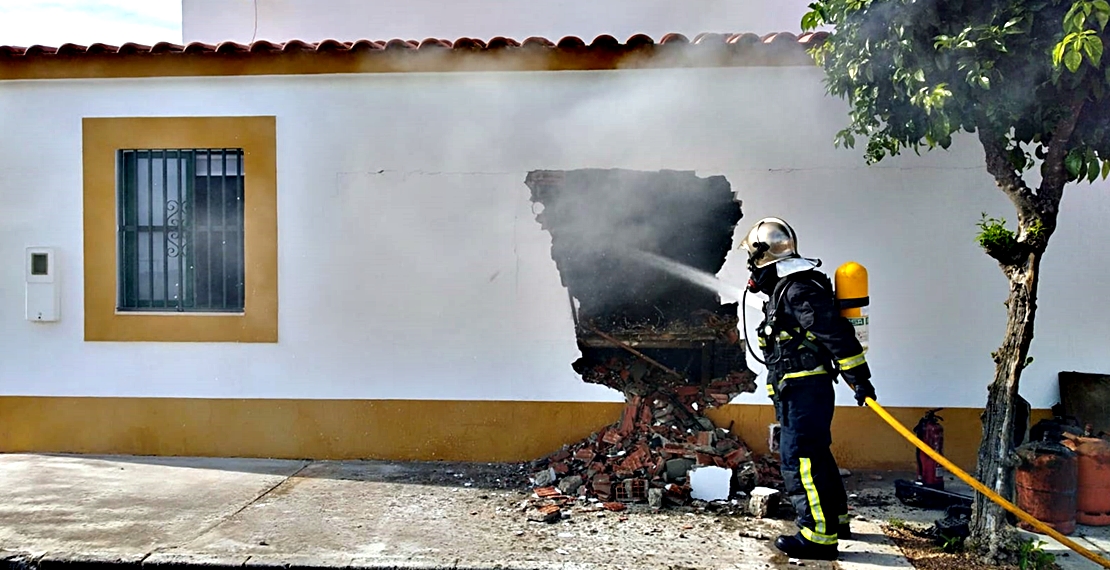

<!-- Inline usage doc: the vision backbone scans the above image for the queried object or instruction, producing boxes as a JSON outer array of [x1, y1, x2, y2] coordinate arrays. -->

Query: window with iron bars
[[117, 149, 245, 312]]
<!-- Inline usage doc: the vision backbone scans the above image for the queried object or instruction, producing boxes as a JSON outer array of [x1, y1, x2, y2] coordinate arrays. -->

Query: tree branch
[[1038, 98, 1087, 214], [977, 126, 1039, 222]]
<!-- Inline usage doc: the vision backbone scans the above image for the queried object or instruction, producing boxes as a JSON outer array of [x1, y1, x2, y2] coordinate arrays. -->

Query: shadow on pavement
[[26, 452, 532, 491]]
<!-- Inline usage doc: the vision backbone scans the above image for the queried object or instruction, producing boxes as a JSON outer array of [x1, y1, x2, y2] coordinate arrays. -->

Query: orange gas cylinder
[[1063, 436, 1110, 526], [1015, 440, 1078, 535]]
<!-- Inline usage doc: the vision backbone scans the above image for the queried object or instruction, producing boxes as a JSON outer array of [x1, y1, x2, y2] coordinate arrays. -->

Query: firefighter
[[739, 217, 876, 561]]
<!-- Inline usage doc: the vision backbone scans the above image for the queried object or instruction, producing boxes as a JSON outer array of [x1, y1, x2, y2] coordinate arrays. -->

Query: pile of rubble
[[525, 356, 782, 520]]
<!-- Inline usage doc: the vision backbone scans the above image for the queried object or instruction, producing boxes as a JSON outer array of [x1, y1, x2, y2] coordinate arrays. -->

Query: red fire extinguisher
[[914, 408, 945, 489]]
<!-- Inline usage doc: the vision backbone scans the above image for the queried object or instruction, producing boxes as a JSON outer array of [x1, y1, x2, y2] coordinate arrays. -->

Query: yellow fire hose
[[827, 262, 1108, 566], [863, 396, 1110, 568]]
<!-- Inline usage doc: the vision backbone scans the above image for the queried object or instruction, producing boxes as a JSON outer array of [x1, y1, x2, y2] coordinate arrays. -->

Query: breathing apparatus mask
[[746, 243, 779, 295], [737, 218, 802, 365]]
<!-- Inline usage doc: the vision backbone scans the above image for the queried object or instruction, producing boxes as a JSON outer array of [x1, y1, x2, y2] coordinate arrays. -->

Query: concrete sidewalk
[[0, 453, 911, 570]]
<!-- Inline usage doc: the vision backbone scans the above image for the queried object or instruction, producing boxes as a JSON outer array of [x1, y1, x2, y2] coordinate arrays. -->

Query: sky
[[0, 0, 181, 47]]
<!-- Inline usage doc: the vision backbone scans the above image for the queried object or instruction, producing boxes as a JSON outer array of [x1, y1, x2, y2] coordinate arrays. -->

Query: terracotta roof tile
[[0, 32, 830, 80], [0, 31, 829, 58], [117, 42, 151, 54]]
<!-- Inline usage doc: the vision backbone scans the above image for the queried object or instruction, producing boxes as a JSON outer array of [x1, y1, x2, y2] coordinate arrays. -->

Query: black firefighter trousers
[[772, 374, 848, 546]]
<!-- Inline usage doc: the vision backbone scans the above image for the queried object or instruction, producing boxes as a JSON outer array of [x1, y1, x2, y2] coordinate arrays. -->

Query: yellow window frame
[[82, 116, 278, 342]]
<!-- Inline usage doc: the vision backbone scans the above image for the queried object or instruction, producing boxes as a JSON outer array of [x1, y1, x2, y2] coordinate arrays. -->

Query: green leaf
[[1101, 158, 1110, 179], [978, 75, 992, 89], [1069, 9, 1088, 32], [1094, 0, 1110, 28], [1090, 157, 1101, 182], [1066, 150, 1084, 176], [1065, 1, 1084, 25], [1065, 47, 1083, 71], [1084, 35, 1104, 65], [914, 69, 925, 82], [802, 11, 820, 31], [1054, 41, 1067, 66]]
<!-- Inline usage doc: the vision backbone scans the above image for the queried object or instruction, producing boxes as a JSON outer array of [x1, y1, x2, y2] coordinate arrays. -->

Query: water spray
[[620, 248, 768, 365], [620, 248, 747, 303]]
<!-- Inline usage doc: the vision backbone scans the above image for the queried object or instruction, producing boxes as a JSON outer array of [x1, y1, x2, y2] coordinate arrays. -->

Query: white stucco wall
[[2, 66, 1107, 409], [181, 0, 817, 45]]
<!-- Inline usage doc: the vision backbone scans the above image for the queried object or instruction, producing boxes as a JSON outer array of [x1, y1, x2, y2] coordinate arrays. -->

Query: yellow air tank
[[835, 261, 869, 352]]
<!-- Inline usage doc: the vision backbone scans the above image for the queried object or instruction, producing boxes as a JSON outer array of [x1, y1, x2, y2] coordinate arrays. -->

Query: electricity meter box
[[26, 247, 59, 322]]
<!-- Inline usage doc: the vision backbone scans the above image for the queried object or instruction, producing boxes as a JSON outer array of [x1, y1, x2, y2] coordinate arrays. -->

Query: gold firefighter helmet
[[739, 217, 799, 269]]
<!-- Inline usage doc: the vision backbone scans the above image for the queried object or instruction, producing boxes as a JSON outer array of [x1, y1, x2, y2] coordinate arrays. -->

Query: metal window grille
[[117, 149, 245, 312]]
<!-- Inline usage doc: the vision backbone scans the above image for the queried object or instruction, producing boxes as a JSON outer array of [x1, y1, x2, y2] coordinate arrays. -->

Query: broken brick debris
[[535, 487, 563, 499], [528, 385, 783, 509], [532, 504, 562, 523], [575, 449, 596, 461]]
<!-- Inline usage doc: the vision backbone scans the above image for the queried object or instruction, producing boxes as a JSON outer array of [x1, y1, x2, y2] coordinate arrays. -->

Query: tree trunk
[[968, 249, 1043, 562]]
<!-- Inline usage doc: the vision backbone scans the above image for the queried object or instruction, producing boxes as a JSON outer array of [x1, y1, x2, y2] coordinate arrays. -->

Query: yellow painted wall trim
[[82, 116, 278, 342], [0, 396, 1050, 472]]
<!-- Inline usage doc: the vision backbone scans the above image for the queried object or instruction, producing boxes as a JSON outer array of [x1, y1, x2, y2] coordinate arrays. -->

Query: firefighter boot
[[796, 514, 851, 539], [774, 533, 839, 561]]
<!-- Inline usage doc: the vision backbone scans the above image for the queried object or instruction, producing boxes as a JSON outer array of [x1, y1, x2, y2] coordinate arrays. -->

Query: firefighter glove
[[852, 378, 876, 406]]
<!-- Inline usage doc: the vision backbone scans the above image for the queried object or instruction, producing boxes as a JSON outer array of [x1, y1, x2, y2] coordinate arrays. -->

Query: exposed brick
[[537, 504, 562, 523], [575, 449, 596, 462], [592, 474, 613, 499], [603, 430, 624, 445], [715, 439, 738, 452], [628, 478, 648, 502], [724, 448, 748, 468], [614, 459, 637, 477], [603, 501, 626, 512], [662, 444, 687, 456], [536, 486, 562, 498], [621, 396, 642, 426], [711, 393, 732, 406]]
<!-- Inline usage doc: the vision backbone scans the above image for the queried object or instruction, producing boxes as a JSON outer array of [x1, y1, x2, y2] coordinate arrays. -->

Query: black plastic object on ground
[[913, 504, 972, 546], [894, 478, 973, 510]]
